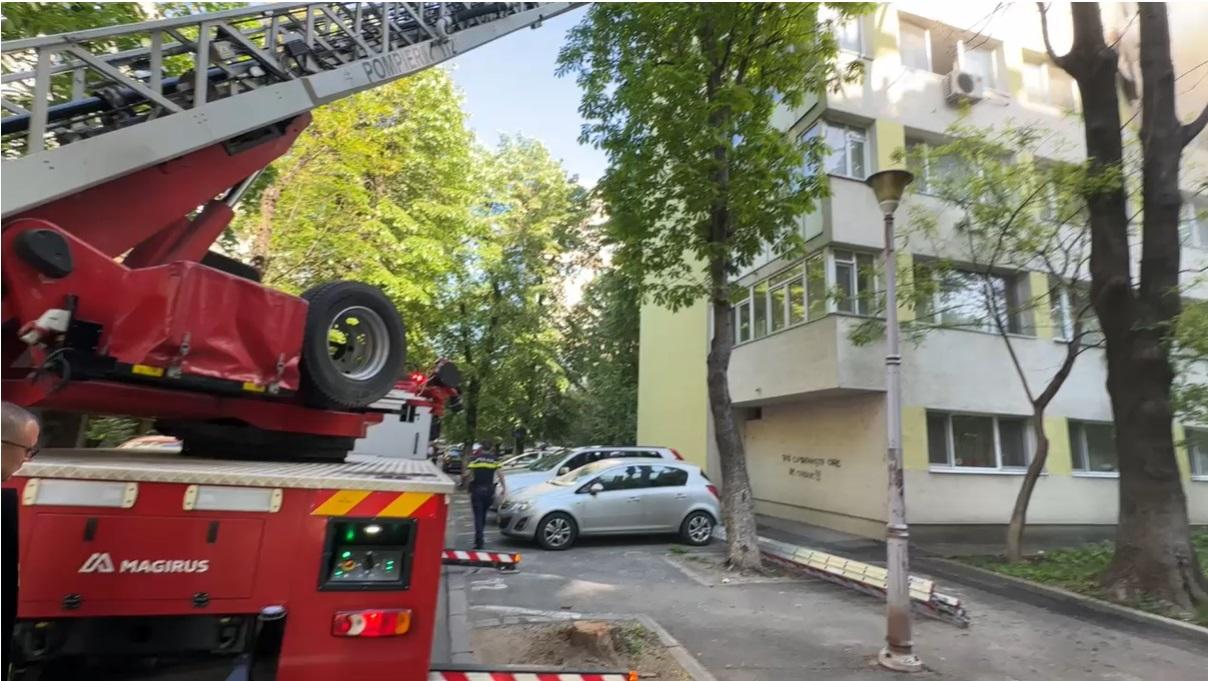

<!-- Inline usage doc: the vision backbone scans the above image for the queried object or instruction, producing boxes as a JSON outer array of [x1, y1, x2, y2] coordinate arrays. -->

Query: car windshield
[[550, 460, 616, 485], [527, 449, 570, 471]]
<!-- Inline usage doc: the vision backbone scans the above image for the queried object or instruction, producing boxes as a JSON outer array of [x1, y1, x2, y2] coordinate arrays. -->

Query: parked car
[[442, 446, 464, 474], [499, 449, 551, 470], [498, 458, 718, 550], [498, 445, 684, 499]]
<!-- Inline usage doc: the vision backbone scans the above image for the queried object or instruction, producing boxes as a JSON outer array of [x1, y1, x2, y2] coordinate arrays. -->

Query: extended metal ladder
[[1, 2, 578, 217]]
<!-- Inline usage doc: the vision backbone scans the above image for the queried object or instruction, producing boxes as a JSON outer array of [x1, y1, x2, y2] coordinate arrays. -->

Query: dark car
[[441, 447, 464, 474]]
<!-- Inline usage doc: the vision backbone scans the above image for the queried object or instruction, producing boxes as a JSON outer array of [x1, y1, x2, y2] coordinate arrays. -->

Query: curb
[[918, 557, 1208, 648], [445, 569, 475, 664], [470, 606, 720, 681]]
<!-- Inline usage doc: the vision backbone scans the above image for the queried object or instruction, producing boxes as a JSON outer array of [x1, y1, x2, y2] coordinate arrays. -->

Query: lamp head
[[865, 169, 914, 215]]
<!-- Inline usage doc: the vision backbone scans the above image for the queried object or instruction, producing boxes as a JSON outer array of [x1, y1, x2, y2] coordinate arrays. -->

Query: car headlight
[[509, 501, 530, 513]]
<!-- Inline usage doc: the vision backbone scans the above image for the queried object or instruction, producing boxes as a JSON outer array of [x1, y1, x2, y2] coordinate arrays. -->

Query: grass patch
[[959, 532, 1208, 626], [667, 546, 689, 555], [611, 622, 652, 657]]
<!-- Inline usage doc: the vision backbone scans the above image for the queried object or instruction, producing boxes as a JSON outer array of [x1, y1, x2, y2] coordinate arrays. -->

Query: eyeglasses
[[2, 440, 39, 460]]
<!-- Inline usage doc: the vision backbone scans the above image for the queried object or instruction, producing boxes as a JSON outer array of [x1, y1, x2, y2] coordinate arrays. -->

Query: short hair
[[1, 402, 38, 442]]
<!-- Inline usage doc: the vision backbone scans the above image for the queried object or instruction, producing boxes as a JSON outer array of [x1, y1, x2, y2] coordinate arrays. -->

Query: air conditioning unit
[[943, 69, 986, 105]]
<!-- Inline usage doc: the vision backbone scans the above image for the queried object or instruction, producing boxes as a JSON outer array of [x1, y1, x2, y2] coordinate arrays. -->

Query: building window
[[916, 265, 1025, 334], [927, 411, 1030, 470], [900, 21, 932, 72], [768, 266, 805, 332], [803, 122, 869, 180], [1188, 428, 1208, 479], [806, 253, 827, 320], [1049, 279, 1103, 345], [836, 17, 863, 54], [1023, 57, 1076, 109], [961, 44, 998, 89], [1179, 195, 1208, 249], [1070, 421, 1117, 473], [732, 288, 752, 344], [833, 250, 879, 315], [752, 280, 769, 340], [905, 138, 966, 195]]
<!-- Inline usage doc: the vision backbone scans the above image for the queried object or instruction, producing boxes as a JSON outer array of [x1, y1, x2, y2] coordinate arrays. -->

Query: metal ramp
[[1, 2, 577, 217]]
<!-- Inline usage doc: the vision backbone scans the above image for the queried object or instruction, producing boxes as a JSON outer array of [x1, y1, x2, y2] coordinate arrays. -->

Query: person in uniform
[[3, 402, 39, 670], [463, 442, 500, 549]]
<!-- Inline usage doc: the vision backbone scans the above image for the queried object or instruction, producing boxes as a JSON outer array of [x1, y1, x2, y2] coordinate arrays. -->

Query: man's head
[[1, 402, 39, 481]]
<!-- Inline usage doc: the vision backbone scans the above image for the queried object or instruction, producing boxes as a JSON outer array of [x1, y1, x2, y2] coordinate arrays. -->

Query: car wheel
[[680, 510, 715, 546], [536, 512, 577, 551], [299, 281, 406, 409]]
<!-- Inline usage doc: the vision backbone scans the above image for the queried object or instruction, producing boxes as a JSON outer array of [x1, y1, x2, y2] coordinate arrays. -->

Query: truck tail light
[[331, 608, 411, 637], [706, 484, 720, 500], [670, 448, 684, 460]]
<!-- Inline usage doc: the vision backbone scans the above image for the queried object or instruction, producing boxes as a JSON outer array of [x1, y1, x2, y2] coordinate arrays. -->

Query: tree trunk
[[462, 377, 481, 456], [708, 293, 761, 571], [1006, 411, 1049, 563], [1048, 2, 1208, 609]]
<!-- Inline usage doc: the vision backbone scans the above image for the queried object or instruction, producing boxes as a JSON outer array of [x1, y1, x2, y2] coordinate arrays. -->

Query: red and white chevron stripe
[[442, 549, 518, 564], [428, 672, 632, 680]]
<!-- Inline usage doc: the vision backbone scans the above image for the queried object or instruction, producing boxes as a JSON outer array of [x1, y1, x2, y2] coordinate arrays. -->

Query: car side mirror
[[587, 482, 604, 495], [557, 466, 570, 476]]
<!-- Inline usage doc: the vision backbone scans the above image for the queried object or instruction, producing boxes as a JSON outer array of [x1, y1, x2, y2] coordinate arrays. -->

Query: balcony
[[729, 311, 1114, 422]]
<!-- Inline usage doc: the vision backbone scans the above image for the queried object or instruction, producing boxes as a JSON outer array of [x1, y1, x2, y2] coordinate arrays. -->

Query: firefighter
[[463, 441, 501, 550]]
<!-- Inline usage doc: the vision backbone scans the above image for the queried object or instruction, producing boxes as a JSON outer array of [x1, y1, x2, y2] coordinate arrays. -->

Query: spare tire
[[299, 281, 406, 409]]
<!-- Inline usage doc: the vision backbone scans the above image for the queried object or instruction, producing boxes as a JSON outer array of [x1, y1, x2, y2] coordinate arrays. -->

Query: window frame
[[1069, 420, 1118, 475], [957, 40, 1000, 89], [832, 249, 880, 316], [926, 410, 1032, 472], [1022, 57, 1077, 110], [1048, 278, 1103, 345], [898, 20, 933, 73], [836, 15, 864, 55], [1179, 194, 1208, 249], [1186, 427, 1208, 481], [803, 121, 871, 181], [916, 265, 1026, 335]]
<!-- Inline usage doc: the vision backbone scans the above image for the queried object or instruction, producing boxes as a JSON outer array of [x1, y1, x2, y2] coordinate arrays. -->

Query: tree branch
[[1183, 102, 1208, 147], [1037, 2, 1070, 69]]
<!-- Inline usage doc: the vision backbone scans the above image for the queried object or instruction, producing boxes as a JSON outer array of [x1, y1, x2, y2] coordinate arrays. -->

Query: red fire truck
[[1, 3, 629, 680]]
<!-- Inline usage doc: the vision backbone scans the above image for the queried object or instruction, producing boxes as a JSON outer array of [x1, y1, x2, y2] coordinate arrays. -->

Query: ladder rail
[[1, 2, 580, 218]]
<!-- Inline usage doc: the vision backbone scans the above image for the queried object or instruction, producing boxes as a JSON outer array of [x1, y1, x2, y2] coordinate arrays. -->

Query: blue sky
[[445, 10, 606, 187]]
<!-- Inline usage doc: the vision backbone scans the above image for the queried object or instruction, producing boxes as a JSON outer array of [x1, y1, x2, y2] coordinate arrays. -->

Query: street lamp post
[[864, 169, 923, 673]]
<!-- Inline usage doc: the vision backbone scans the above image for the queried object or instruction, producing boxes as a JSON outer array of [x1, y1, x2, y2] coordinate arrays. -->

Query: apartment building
[[636, 2, 1208, 539]]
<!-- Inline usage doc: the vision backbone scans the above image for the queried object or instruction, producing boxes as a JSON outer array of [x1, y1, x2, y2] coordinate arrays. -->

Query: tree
[[434, 137, 590, 451], [879, 124, 1100, 562], [558, 262, 642, 445], [1039, 2, 1208, 610], [231, 70, 477, 367], [558, 3, 865, 569]]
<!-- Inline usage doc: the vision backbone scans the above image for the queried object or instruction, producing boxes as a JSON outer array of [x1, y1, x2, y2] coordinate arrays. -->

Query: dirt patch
[[665, 548, 802, 586], [473, 620, 693, 681]]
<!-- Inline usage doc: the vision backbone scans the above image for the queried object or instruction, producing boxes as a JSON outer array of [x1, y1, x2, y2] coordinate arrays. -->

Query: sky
[[445, 10, 606, 188]]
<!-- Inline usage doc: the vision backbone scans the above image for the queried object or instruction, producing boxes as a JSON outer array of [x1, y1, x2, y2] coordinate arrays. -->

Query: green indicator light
[[340, 550, 352, 559], [334, 570, 344, 577], [344, 528, 356, 542]]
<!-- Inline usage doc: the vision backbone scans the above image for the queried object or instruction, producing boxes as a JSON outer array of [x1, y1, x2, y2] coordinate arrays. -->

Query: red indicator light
[[331, 609, 412, 637]]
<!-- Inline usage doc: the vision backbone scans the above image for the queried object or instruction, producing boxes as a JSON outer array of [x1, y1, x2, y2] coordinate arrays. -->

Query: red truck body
[[6, 449, 452, 681]]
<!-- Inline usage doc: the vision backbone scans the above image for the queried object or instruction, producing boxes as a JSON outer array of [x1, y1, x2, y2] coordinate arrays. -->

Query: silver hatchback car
[[497, 458, 720, 550]]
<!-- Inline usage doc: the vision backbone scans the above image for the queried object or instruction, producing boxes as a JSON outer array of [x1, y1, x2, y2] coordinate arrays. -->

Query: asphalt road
[[444, 492, 1208, 681]]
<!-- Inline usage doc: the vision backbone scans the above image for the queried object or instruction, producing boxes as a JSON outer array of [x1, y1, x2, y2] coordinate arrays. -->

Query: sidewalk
[[753, 513, 1208, 652]]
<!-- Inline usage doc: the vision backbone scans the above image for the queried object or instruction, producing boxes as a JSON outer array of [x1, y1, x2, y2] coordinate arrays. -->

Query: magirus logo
[[78, 552, 209, 574]]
